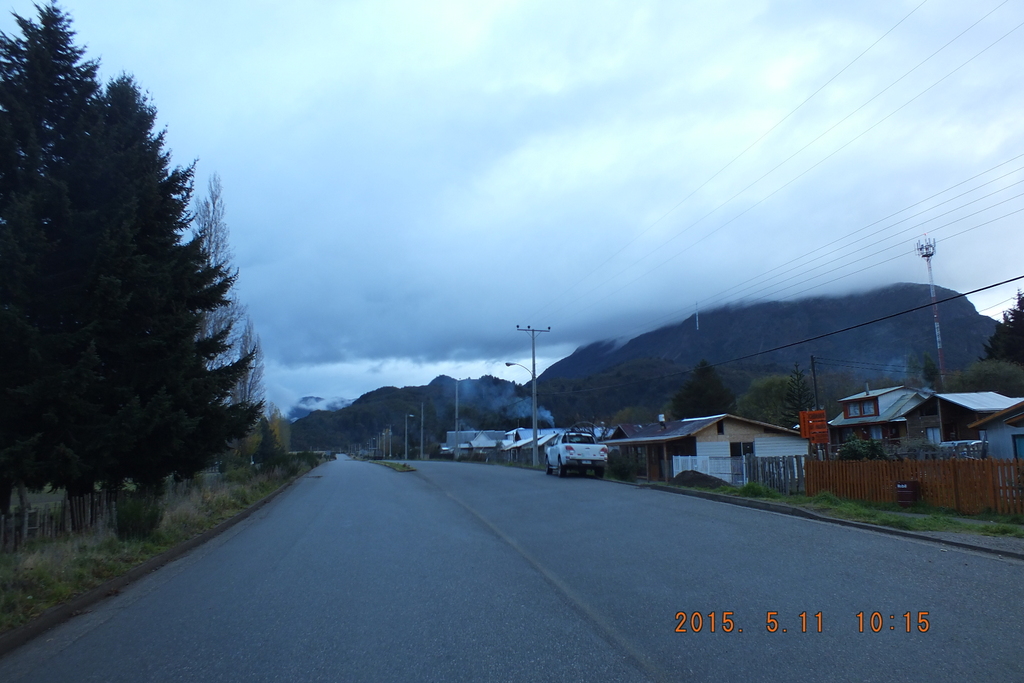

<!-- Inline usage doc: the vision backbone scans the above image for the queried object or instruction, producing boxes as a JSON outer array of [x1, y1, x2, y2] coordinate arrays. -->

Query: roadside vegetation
[[659, 480, 1024, 538], [374, 461, 416, 472], [0, 459, 320, 636]]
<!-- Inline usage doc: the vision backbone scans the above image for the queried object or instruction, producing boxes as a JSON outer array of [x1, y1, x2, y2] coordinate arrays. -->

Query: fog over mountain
[[542, 283, 995, 381]]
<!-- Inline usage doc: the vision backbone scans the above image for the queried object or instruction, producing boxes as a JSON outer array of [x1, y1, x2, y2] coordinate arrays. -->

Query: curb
[[644, 483, 1024, 563], [0, 469, 310, 659]]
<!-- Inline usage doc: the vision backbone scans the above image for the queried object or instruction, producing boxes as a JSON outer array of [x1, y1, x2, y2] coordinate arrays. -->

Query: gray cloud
[[4, 0, 1022, 408]]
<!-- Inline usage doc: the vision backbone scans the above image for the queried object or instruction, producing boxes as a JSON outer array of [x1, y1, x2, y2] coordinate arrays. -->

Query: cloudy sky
[[3, 0, 1023, 409]]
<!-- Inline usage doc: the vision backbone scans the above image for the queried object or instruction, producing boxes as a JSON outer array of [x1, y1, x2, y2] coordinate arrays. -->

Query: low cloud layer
[[5, 0, 1022, 408]]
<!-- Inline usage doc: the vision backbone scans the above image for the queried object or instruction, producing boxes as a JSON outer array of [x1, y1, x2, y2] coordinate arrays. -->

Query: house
[[827, 386, 929, 446], [969, 400, 1024, 459], [502, 428, 563, 464], [828, 386, 1020, 449], [441, 430, 506, 459], [905, 392, 1023, 443], [603, 414, 807, 484]]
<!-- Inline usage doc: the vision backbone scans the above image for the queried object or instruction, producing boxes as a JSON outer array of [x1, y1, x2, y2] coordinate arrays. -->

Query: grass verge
[[374, 461, 416, 472], [658, 482, 1024, 538], [0, 466, 309, 636]]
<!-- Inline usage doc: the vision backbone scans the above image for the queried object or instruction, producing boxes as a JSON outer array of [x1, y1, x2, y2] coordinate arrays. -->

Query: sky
[[3, 0, 1023, 410]]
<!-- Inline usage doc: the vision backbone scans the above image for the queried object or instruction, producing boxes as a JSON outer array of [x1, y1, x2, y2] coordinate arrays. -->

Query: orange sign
[[799, 410, 830, 444]]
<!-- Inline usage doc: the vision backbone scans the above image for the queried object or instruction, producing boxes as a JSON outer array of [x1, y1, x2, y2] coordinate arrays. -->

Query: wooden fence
[[746, 455, 806, 495], [1, 491, 117, 553], [806, 459, 1024, 515]]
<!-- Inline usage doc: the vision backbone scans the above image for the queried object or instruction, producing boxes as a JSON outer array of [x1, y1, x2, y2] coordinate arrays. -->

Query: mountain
[[287, 396, 354, 422], [541, 283, 995, 382], [290, 375, 538, 452], [292, 283, 998, 448]]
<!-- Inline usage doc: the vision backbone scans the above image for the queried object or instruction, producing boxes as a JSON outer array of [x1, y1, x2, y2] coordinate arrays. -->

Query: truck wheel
[[558, 457, 567, 478], [545, 461, 553, 475]]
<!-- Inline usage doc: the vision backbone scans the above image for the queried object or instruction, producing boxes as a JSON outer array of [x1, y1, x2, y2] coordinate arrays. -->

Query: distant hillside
[[292, 283, 998, 447], [290, 375, 537, 452], [287, 396, 353, 421], [541, 283, 995, 381]]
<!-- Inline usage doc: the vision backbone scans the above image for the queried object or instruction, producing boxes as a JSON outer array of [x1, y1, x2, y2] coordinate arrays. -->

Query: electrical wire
[[524, 0, 934, 324], [530, 3, 1021, 327], [537, 273, 1024, 397]]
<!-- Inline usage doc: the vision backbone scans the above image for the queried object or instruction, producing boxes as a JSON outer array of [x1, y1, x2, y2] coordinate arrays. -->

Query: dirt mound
[[670, 470, 731, 489]]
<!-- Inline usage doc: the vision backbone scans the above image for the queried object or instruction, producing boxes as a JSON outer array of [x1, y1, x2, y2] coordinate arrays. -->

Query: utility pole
[[917, 237, 946, 388], [517, 325, 550, 467], [810, 355, 821, 410], [420, 401, 425, 460], [454, 379, 460, 461], [405, 413, 414, 460]]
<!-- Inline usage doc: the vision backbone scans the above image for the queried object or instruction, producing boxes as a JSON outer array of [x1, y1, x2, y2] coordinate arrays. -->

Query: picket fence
[[746, 455, 806, 495], [806, 458, 1024, 515]]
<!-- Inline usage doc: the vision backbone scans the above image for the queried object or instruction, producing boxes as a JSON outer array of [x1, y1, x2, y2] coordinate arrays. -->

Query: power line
[[523, 0, 939, 323], [538, 274, 1024, 397], [531, 4, 1021, 327]]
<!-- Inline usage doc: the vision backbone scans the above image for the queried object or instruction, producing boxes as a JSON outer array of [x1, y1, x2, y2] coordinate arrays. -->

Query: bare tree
[[194, 174, 265, 406], [233, 316, 265, 408]]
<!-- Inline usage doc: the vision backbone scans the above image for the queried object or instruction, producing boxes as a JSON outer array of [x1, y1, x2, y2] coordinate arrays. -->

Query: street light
[[506, 361, 540, 467], [405, 413, 415, 460]]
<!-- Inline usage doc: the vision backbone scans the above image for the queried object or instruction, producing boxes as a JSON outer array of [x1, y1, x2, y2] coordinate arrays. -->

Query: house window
[[717, 421, 725, 435], [869, 426, 883, 440], [861, 401, 877, 416], [847, 402, 861, 417], [926, 427, 941, 444], [729, 442, 754, 457]]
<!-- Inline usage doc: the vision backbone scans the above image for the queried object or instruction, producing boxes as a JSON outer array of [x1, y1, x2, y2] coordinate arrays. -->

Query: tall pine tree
[[782, 363, 815, 428], [0, 5, 260, 506], [985, 291, 1024, 366], [670, 360, 736, 419]]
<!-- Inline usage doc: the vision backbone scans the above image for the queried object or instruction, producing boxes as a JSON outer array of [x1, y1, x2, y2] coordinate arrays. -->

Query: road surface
[[1, 457, 1020, 682]]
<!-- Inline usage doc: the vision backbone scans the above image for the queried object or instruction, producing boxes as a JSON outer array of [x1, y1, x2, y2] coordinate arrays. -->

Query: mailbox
[[896, 480, 920, 508]]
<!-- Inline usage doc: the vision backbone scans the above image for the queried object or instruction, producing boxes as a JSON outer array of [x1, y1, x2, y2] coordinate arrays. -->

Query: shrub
[[116, 495, 163, 540], [738, 482, 781, 498], [837, 439, 887, 461], [812, 490, 842, 506], [607, 450, 637, 482], [225, 466, 255, 484], [294, 451, 321, 469]]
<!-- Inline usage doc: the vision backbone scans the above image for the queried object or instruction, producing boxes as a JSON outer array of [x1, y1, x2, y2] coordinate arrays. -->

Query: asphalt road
[[1, 457, 1021, 682]]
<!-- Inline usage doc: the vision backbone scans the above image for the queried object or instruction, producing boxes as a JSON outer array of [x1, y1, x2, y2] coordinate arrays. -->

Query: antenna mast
[[917, 237, 946, 387]]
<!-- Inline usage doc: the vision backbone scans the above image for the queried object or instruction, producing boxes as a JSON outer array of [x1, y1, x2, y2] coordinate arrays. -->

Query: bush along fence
[[806, 458, 1024, 515], [0, 474, 230, 552], [0, 491, 117, 552], [745, 455, 806, 495]]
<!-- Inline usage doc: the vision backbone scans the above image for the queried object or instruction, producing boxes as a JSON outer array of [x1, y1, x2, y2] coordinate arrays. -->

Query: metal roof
[[838, 385, 908, 402], [829, 390, 927, 427], [936, 392, 1022, 412], [968, 399, 1024, 429], [604, 414, 797, 445]]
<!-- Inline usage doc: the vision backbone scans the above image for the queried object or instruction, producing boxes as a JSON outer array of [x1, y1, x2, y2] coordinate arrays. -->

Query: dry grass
[[0, 467, 307, 635]]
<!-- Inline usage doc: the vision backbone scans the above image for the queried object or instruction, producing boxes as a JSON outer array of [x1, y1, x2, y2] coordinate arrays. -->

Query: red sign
[[799, 410, 829, 444]]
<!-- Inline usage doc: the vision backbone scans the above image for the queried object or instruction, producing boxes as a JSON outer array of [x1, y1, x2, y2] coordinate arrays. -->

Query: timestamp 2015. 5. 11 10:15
[[674, 611, 931, 634]]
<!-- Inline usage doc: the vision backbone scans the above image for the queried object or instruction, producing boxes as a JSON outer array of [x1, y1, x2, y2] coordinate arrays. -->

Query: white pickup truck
[[545, 431, 608, 478]]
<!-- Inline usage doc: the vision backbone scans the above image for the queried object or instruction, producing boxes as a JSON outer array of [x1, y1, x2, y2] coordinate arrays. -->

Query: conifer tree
[[985, 291, 1024, 366], [670, 360, 735, 419], [782, 363, 815, 428], [0, 5, 260, 502], [0, 4, 103, 503]]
